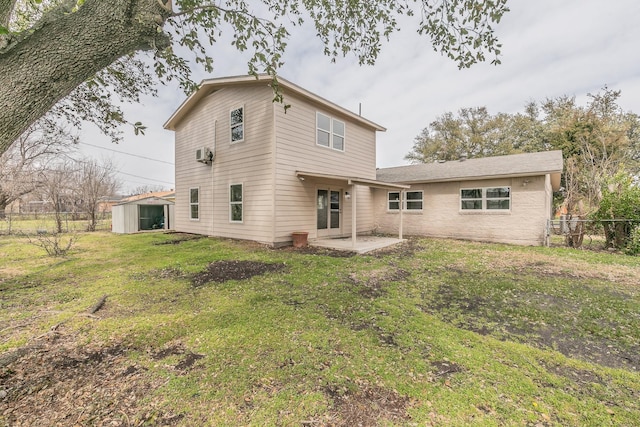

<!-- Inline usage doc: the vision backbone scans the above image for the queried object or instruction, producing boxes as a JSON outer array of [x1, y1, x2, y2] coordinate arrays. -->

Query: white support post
[[399, 190, 404, 240], [351, 184, 357, 248]]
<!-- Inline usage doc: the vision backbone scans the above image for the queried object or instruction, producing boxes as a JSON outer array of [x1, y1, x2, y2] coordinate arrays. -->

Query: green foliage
[[625, 226, 640, 256], [405, 106, 542, 163], [592, 171, 640, 249], [1, 0, 509, 147]]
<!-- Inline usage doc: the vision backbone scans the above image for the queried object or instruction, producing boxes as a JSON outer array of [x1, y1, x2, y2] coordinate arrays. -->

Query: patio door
[[317, 189, 341, 237]]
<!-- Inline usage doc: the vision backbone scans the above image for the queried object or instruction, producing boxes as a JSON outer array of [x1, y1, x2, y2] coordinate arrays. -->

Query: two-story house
[[164, 75, 563, 247], [163, 74, 408, 247]]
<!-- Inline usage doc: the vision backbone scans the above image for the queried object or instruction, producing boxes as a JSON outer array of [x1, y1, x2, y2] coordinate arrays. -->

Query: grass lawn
[[0, 232, 638, 426]]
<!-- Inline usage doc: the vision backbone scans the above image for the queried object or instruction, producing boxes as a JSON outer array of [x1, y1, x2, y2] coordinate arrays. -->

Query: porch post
[[399, 190, 404, 240], [351, 184, 357, 248]]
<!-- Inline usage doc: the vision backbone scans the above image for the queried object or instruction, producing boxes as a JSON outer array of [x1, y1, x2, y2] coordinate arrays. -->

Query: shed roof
[[163, 74, 386, 132], [376, 151, 563, 190], [121, 191, 175, 203], [115, 196, 174, 206]]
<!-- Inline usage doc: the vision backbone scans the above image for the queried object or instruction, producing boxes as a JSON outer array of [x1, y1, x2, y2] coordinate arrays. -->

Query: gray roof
[[376, 150, 563, 183]]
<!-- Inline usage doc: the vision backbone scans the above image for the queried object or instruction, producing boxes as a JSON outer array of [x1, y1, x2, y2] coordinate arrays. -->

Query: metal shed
[[111, 196, 175, 234]]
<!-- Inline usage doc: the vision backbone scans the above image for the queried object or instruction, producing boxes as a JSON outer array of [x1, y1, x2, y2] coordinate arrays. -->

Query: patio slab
[[309, 236, 405, 254]]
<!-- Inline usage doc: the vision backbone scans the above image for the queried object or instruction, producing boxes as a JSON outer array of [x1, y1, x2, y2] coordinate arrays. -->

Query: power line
[[71, 156, 174, 187], [78, 142, 174, 165]]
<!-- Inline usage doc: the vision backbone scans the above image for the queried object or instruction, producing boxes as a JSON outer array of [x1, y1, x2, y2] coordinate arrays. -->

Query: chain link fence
[[0, 212, 112, 235], [547, 217, 640, 251]]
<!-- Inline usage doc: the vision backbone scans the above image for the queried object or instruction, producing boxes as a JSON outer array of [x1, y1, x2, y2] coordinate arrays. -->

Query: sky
[[77, 0, 640, 194]]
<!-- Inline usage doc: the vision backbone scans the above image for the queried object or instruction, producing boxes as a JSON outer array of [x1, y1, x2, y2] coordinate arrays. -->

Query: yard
[[0, 232, 639, 426]]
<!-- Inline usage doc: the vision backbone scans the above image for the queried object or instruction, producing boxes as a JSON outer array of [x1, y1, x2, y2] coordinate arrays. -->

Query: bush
[[22, 231, 81, 257], [591, 172, 640, 249], [625, 226, 640, 256]]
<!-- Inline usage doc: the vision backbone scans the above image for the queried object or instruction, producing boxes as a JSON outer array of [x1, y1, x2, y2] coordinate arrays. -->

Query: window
[[189, 188, 199, 220], [316, 112, 345, 151], [230, 106, 244, 143], [388, 192, 400, 210], [387, 191, 423, 211], [317, 113, 331, 147], [461, 187, 510, 211], [230, 184, 243, 222], [405, 191, 423, 210]]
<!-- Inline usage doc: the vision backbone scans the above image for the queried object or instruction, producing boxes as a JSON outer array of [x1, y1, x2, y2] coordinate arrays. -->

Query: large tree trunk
[[0, 0, 171, 154]]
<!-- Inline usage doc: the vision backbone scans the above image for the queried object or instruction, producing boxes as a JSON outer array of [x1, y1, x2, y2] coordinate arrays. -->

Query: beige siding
[[374, 176, 551, 245], [272, 91, 378, 243], [174, 85, 275, 243]]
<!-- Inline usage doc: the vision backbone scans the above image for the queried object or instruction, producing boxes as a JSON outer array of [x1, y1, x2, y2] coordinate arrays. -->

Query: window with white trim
[[405, 191, 423, 210], [387, 191, 423, 211], [230, 106, 244, 143], [230, 184, 243, 222], [461, 187, 511, 210], [316, 112, 345, 151], [189, 187, 199, 220], [388, 192, 400, 210]]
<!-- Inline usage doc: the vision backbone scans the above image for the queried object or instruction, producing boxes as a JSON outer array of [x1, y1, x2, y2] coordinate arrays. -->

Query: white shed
[[111, 196, 175, 234]]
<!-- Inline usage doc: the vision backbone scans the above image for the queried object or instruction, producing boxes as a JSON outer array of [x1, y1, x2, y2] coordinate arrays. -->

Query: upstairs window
[[461, 187, 511, 211], [230, 106, 244, 143], [190, 187, 199, 220], [316, 112, 345, 151]]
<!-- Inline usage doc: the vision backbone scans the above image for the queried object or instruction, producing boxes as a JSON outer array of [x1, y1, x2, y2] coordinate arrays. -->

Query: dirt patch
[[431, 360, 465, 378], [370, 236, 423, 258], [191, 260, 286, 287], [346, 268, 411, 298], [423, 282, 640, 371], [532, 327, 640, 371], [322, 384, 411, 426], [153, 233, 205, 245], [0, 330, 181, 426], [279, 245, 356, 258]]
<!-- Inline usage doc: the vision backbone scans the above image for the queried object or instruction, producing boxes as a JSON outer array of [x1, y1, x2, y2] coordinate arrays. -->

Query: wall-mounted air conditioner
[[196, 147, 212, 163]]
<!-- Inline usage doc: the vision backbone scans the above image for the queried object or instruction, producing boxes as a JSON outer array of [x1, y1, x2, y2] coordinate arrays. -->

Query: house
[[164, 74, 562, 247], [375, 151, 563, 246], [164, 74, 408, 247], [111, 195, 175, 234]]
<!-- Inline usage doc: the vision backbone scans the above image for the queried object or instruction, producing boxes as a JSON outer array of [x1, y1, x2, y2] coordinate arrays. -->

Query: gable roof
[[376, 151, 564, 190], [164, 74, 386, 132]]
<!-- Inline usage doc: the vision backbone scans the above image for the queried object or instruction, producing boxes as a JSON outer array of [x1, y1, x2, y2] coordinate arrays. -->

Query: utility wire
[[78, 141, 174, 165]]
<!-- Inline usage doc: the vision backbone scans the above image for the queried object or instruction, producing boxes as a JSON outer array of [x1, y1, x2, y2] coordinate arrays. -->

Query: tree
[[591, 171, 640, 250], [129, 184, 167, 196], [0, 0, 509, 155], [540, 88, 640, 216], [73, 158, 120, 231], [0, 117, 77, 218], [40, 160, 77, 233], [405, 107, 533, 163]]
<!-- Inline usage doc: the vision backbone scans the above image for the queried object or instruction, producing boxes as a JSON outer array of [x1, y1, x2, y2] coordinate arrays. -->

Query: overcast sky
[[77, 0, 640, 193]]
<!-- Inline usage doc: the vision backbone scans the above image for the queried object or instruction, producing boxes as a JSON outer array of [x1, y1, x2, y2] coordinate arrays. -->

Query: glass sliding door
[[317, 188, 341, 237]]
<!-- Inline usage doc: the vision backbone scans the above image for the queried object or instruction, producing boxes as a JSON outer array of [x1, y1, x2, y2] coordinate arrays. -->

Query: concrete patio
[[309, 235, 406, 254]]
